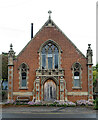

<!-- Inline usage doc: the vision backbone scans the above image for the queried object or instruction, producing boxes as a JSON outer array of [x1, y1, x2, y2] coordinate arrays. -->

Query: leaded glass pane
[[54, 54, 58, 68], [50, 87, 52, 98], [42, 54, 46, 69], [48, 47, 52, 54], [74, 79, 80, 87], [22, 72, 27, 87], [41, 43, 59, 69], [73, 63, 81, 87], [54, 47, 58, 54], [74, 72, 79, 76], [51, 45, 55, 49], [42, 47, 46, 54], [48, 56, 53, 69]]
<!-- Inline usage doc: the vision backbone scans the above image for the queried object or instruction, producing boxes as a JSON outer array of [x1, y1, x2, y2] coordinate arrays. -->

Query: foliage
[[54, 100, 76, 107], [2, 54, 8, 80], [2, 91, 6, 97], [15, 102, 28, 105], [94, 98, 98, 110], [0, 53, 8, 90], [76, 100, 94, 106], [93, 63, 98, 86], [93, 71, 97, 86], [5, 100, 15, 105], [65, 101, 76, 107], [4, 99, 94, 107], [27, 101, 42, 106]]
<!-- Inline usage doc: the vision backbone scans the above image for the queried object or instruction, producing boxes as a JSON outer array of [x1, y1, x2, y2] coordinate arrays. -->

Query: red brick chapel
[[8, 11, 93, 102]]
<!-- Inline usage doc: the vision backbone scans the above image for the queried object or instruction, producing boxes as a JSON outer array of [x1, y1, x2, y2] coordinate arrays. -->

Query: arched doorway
[[44, 79, 56, 101]]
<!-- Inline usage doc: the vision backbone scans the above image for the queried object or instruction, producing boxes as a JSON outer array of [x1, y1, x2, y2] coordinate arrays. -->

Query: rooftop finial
[[48, 10, 52, 19], [88, 44, 91, 48], [10, 43, 13, 50]]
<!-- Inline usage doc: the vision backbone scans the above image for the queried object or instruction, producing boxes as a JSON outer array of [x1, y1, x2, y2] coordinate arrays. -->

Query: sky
[[0, 0, 97, 65]]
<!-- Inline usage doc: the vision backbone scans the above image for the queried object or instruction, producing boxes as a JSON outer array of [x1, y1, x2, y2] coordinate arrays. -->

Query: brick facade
[[8, 16, 93, 102]]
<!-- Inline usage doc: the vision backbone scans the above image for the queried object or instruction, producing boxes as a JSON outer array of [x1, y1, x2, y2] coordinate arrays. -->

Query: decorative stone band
[[36, 69, 64, 77], [67, 92, 88, 96], [13, 91, 88, 99], [13, 92, 32, 96]]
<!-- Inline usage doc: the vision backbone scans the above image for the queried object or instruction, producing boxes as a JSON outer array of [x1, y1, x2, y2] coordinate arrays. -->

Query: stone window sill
[[72, 87, 82, 90]]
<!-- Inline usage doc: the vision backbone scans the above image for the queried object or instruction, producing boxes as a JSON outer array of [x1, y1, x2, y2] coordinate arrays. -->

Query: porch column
[[64, 80, 68, 101], [57, 85, 59, 100], [60, 76, 64, 101], [35, 76, 40, 102]]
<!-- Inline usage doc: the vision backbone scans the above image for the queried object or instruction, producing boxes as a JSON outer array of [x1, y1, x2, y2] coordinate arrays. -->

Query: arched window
[[72, 63, 81, 87], [19, 63, 29, 89], [41, 43, 59, 69]]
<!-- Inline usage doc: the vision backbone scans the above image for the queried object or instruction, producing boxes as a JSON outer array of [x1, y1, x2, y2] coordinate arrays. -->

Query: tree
[[93, 63, 98, 87], [0, 53, 8, 90]]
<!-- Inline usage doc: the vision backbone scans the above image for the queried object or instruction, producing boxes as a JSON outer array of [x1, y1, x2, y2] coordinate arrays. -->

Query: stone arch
[[41, 76, 59, 86], [38, 39, 62, 53], [71, 62, 82, 88], [38, 39, 62, 69], [18, 62, 29, 89], [18, 62, 29, 70], [42, 77, 58, 101], [72, 62, 82, 69], [41, 76, 59, 101]]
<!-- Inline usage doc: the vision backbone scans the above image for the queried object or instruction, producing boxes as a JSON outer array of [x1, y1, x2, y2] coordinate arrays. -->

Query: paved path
[[1, 106, 97, 119], [2, 106, 96, 113]]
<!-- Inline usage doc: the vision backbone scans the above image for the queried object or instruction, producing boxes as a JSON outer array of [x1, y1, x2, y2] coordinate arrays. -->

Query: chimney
[[31, 23, 33, 39]]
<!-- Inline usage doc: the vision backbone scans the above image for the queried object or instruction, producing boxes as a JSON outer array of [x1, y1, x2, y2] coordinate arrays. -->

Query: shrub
[[5, 100, 15, 105], [15, 102, 28, 105], [54, 100, 60, 104], [76, 100, 86, 106], [86, 101, 94, 106], [65, 101, 76, 107], [27, 101, 35, 106], [48, 103, 56, 107], [54, 100, 75, 107], [94, 98, 98, 110], [76, 100, 94, 106], [2, 91, 6, 97], [42, 104, 47, 106], [28, 101, 42, 106]]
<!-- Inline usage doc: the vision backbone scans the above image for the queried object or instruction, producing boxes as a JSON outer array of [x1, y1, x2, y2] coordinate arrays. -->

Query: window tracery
[[19, 63, 29, 89], [72, 63, 82, 88], [41, 42, 59, 69]]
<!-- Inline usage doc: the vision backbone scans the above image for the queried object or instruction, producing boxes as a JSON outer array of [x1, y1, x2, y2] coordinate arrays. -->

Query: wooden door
[[44, 80, 56, 101]]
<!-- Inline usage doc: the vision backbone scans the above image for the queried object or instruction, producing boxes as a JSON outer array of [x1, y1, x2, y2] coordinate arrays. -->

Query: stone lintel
[[13, 92, 32, 96], [67, 92, 88, 96]]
